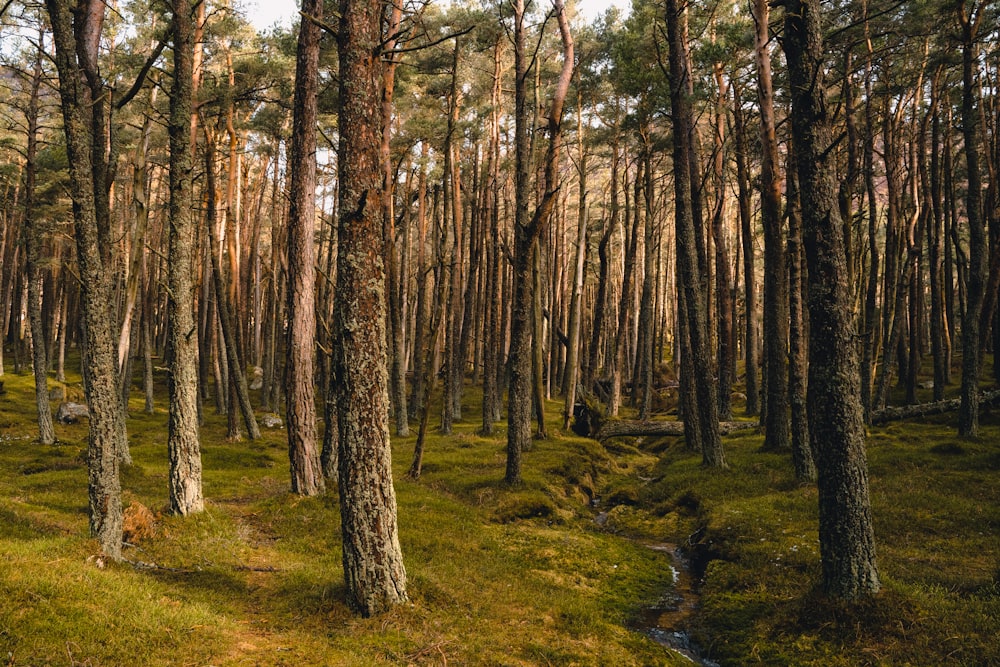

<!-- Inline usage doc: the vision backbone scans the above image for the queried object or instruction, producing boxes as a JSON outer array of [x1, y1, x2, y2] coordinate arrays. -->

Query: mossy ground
[[1, 361, 998, 666], [0, 365, 682, 666]]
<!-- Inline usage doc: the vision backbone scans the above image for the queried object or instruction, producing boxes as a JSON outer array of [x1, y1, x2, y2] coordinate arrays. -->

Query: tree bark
[[506, 0, 573, 484], [44, 0, 126, 559], [665, 0, 724, 468], [957, 1, 986, 437], [22, 28, 56, 446], [752, 0, 789, 451], [334, 0, 408, 615], [284, 0, 325, 496], [732, 81, 759, 416], [784, 0, 880, 599], [167, 0, 204, 515]]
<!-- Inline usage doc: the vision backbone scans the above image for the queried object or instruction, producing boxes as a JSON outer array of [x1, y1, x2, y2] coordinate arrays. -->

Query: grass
[[0, 364, 682, 666], [1, 359, 998, 666]]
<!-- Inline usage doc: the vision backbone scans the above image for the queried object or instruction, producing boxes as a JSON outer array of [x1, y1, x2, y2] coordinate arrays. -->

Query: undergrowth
[[0, 364, 681, 666], [1, 358, 998, 666]]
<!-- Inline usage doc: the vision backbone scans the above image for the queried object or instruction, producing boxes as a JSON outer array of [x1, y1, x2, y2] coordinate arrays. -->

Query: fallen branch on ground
[[595, 419, 757, 442], [869, 388, 1000, 425]]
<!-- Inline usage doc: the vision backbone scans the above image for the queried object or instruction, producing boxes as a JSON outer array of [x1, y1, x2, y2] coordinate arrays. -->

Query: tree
[[334, 0, 407, 616], [505, 0, 574, 485], [783, 0, 879, 599], [167, 0, 204, 515], [44, 0, 127, 559], [20, 26, 56, 446], [284, 0, 325, 496], [956, 0, 986, 438], [664, 0, 724, 468], [751, 0, 790, 452]]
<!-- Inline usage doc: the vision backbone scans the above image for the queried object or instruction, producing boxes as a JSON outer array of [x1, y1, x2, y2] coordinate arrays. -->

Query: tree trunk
[[785, 149, 816, 482], [203, 128, 261, 441], [666, 0, 724, 468], [957, 1, 986, 438], [711, 63, 734, 422], [44, 0, 126, 559], [752, 0, 789, 451], [22, 29, 56, 446], [334, 0, 408, 615], [732, 82, 759, 417], [563, 99, 588, 431], [506, 0, 573, 484], [284, 0, 325, 496], [784, 0, 880, 599], [382, 1, 409, 438], [167, 0, 204, 515]]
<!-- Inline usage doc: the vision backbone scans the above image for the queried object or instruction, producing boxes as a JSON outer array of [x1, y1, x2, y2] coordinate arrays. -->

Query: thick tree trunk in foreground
[[284, 0, 325, 496], [665, 0, 724, 468], [45, 0, 126, 559], [167, 0, 204, 515], [784, 0, 879, 599], [334, 0, 407, 616]]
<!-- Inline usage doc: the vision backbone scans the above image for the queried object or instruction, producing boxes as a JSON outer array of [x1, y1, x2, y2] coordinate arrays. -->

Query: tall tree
[[167, 0, 204, 515], [334, 0, 408, 615], [956, 0, 986, 437], [505, 0, 574, 485], [665, 0, 724, 467], [43, 0, 127, 558], [784, 0, 879, 599], [751, 0, 790, 451], [284, 0, 325, 496], [21, 26, 56, 446]]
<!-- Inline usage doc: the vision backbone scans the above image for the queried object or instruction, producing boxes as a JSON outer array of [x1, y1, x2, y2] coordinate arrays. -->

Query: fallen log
[[595, 419, 757, 442], [869, 389, 1000, 425]]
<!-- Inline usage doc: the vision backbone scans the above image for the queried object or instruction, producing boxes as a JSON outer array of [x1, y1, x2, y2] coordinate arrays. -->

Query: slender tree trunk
[[203, 128, 261, 440], [22, 30, 55, 446], [711, 63, 734, 421], [784, 0, 879, 599], [928, 68, 949, 401], [752, 0, 789, 450], [382, 1, 409, 437], [166, 0, 204, 515], [284, 0, 325, 496], [481, 40, 504, 433], [563, 98, 588, 430], [666, 0, 724, 467], [334, 0, 408, 615], [785, 148, 816, 482], [506, 0, 573, 484], [957, 1, 986, 437], [733, 82, 759, 416]]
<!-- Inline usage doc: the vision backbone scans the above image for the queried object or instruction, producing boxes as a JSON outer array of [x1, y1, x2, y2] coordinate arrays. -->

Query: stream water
[[631, 543, 719, 666], [595, 506, 719, 666]]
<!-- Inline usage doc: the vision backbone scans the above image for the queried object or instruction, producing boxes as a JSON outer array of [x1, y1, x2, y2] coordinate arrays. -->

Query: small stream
[[595, 508, 720, 666], [631, 543, 719, 666]]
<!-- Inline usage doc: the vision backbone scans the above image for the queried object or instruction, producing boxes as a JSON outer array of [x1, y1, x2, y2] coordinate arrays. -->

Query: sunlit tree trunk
[[166, 0, 204, 515], [334, 0, 408, 615], [284, 0, 325, 495], [44, 0, 126, 558]]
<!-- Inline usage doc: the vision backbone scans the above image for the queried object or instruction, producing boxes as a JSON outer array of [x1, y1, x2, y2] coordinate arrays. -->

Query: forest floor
[[0, 364, 998, 666]]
